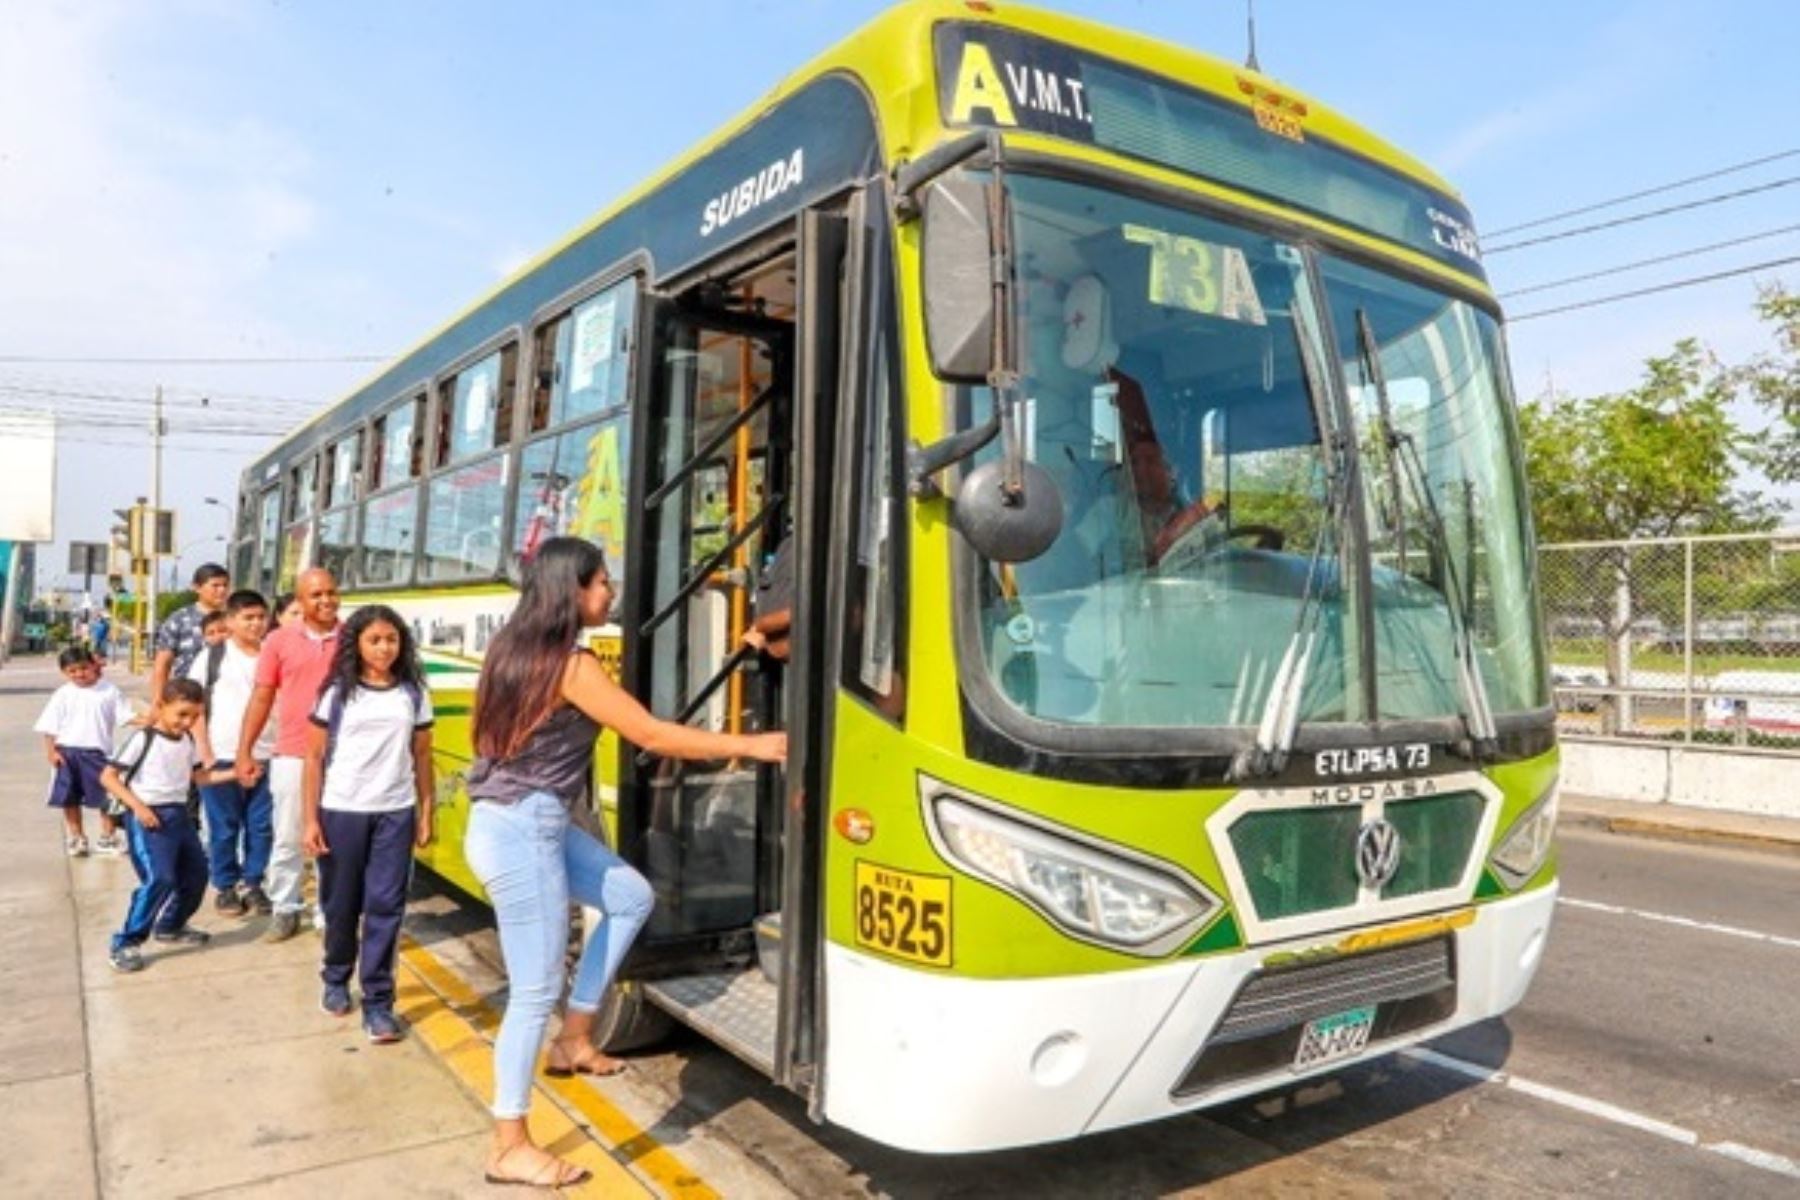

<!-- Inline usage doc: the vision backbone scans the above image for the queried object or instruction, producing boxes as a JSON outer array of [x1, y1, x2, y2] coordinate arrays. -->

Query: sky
[[2, 0, 1797, 598]]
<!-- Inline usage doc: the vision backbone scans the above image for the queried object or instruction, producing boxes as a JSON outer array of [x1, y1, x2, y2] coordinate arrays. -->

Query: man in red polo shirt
[[236, 568, 341, 942]]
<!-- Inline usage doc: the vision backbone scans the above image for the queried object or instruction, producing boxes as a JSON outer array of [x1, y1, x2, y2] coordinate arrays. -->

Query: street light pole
[[147, 385, 165, 649]]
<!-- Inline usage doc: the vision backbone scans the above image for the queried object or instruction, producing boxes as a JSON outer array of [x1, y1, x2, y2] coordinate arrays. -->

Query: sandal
[[544, 1037, 627, 1079], [483, 1140, 592, 1189]]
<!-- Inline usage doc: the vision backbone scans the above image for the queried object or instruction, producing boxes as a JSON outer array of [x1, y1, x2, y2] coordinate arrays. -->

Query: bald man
[[237, 568, 342, 941]]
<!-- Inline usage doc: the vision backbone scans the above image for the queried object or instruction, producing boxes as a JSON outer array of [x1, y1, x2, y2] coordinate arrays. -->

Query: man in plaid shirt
[[151, 563, 231, 701]]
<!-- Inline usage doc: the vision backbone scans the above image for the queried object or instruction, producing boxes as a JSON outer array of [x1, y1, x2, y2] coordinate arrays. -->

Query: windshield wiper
[[1232, 306, 1348, 781], [1355, 309, 1499, 758]]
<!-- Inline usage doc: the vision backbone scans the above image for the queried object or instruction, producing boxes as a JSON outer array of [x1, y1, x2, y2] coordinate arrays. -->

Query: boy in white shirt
[[102, 678, 232, 973], [35, 646, 133, 856], [188, 590, 278, 917]]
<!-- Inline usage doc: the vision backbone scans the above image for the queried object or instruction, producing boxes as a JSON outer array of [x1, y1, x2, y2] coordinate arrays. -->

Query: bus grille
[[1172, 936, 1457, 1098], [1227, 791, 1486, 921]]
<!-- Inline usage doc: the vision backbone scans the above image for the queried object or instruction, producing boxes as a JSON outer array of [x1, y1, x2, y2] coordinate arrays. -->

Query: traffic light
[[111, 508, 134, 557]]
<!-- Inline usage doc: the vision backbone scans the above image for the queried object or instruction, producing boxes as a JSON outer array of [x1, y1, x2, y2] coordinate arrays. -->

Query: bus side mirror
[[954, 458, 1062, 564], [921, 173, 996, 383]]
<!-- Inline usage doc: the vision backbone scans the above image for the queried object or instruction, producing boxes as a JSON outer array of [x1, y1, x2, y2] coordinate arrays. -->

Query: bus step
[[644, 967, 776, 1075]]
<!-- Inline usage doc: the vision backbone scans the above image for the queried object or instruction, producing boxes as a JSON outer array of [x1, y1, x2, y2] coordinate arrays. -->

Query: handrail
[[638, 500, 781, 639]]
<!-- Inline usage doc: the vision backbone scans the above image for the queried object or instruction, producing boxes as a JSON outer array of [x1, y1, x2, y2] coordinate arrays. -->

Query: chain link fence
[[1541, 530, 1800, 752]]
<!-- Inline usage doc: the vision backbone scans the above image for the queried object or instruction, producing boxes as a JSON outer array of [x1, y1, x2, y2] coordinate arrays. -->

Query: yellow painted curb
[[399, 937, 720, 1200]]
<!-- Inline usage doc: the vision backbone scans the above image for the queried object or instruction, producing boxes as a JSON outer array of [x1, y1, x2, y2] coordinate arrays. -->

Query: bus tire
[[579, 905, 674, 1054]]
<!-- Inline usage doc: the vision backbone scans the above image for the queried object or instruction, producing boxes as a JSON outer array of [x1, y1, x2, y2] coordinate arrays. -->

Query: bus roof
[[246, 0, 1478, 484]]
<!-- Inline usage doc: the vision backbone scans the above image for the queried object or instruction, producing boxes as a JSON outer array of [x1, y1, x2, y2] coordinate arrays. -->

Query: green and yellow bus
[[235, 0, 1558, 1152]]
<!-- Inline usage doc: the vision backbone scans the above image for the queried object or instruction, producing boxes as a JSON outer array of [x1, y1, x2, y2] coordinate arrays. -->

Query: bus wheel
[[580, 905, 674, 1054]]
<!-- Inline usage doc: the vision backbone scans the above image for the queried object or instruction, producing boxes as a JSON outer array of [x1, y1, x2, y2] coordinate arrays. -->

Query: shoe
[[363, 1007, 406, 1044], [92, 834, 125, 857], [153, 926, 212, 946], [242, 885, 273, 915], [215, 888, 248, 917], [66, 835, 90, 858], [109, 945, 144, 973], [262, 912, 301, 943], [321, 982, 354, 1017]]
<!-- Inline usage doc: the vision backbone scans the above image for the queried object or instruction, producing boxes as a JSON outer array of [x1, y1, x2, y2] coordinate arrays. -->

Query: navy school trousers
[[113, 805, 209, 952], [318, 806, 415, 1009]]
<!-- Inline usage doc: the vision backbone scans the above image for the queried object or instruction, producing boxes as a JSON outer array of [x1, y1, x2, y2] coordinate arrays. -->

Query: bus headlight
[[927, 790, 1216, 953], [1490, 783, 1558, 889]]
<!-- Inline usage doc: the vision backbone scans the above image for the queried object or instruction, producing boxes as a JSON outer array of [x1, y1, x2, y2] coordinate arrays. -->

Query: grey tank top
[[466, 703, 601, 807]]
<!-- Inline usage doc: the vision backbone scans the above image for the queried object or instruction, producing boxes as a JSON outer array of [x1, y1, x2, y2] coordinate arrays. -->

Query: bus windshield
[[965, 173, 1545, 732]]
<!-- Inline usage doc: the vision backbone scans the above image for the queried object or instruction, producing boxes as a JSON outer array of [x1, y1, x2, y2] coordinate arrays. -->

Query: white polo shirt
[[110, 729, 201, 807], [310, 682, 434, 814], [186, 641, 276, 763], [34, 680, 131, 751]]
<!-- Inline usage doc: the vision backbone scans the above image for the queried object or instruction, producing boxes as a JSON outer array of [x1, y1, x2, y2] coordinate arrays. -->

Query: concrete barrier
[[1559, 741, 1800, 820]]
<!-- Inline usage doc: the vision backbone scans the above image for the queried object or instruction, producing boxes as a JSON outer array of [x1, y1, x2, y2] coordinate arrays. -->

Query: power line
[[1484, 176, 1800, 254], [1485, 149, 1800, 237], [1498, 224, 1800, 298], [0, 353, 388, 366], [0, 380, 320, 414], [1506, 254, 1800, 322]]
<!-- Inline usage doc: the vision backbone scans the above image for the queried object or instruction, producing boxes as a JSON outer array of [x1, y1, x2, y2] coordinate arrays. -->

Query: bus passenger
[[36, 646, 133, 856], [302, 605, 435, 1044], [151, 563, 230, 702], [272, 592, 301, 631], [465, 537, 785, 1190]]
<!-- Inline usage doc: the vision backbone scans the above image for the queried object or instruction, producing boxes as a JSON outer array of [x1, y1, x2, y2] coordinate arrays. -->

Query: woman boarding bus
[[231, 1, 1557, 1152]]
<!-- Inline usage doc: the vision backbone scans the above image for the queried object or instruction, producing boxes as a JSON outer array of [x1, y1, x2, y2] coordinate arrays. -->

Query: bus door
[[616, 209, 850, 1094]]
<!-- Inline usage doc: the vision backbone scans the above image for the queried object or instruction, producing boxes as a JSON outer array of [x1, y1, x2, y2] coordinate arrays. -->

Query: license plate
[[1293, 1005, 1376, 1071]]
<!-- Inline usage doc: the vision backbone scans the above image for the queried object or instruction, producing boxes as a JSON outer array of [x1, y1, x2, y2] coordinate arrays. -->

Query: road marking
[[1402, 1047, 1800, 1182], [399, 937, 720, 1200], [1559, 896, 1800, 950]]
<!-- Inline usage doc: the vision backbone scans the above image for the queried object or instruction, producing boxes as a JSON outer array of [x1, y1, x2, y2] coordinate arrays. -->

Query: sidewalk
[[0, 656, 653, 1198], [1560, 790, 1800, 854]]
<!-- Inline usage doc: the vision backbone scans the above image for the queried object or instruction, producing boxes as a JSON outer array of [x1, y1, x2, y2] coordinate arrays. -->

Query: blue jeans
[[464, 791, 653, 1119], [199, 761, 274, 890]]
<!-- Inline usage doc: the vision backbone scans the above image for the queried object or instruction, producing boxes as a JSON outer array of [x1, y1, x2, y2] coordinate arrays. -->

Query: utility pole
[[147, 385, 164, 655]]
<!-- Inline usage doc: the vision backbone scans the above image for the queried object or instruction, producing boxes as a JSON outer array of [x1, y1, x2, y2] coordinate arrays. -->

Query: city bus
[[233, 0, 1559, 1153]]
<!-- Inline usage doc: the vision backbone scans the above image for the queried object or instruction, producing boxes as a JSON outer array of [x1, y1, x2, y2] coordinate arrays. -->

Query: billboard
[[0, 411, 56, 542]]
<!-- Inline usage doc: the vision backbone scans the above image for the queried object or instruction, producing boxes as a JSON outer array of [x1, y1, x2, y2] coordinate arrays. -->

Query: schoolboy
[[102, 678, 233, 972], [188, 590, 278, 916], [35, 646, 133, 856], [201, 610, 229, 647]]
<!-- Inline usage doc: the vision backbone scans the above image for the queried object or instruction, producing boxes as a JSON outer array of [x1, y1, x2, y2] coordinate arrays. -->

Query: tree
[[1518, 324, 1782, 732], [1741, 284, 1800, 486]]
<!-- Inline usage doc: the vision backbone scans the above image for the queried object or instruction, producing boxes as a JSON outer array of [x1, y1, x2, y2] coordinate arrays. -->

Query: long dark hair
[[474, 537, 606, 761], [327, 604, 423, 703]]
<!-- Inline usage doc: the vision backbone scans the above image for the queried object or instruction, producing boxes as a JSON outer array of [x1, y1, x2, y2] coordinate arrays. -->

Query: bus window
[[511, 413, 630, 574], [423, 454, 509, 581], [847, 295, 902, 709], [436, 344, 518, 468], [371, 395, 424, 490], [530, 280, 638, 434], [287, 456, 318, 522], [317, 507, 358, 585], [323, 430, 363, 509], [361, 484, 418, 586], [256, 485, 282, 592], [279, 522, 313, 592]]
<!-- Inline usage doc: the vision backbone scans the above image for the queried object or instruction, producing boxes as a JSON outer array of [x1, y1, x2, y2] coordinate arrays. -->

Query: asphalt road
[[414, 822, 1800, 1198]]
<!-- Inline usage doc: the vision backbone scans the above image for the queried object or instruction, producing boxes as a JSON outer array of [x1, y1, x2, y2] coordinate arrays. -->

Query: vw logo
[[1355, 819, 1403, 889]]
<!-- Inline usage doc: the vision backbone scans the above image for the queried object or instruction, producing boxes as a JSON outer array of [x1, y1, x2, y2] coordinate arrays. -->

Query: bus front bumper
[[819, 882, 1557, 1154]]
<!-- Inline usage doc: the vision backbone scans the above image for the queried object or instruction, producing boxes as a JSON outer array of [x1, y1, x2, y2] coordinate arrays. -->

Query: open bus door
[[607, 208, 850, 1099]]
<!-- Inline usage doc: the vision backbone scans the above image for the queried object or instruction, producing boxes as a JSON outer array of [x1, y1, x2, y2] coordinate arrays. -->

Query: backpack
[[321, 679, 426, 771], [201, 641, 228, 722]]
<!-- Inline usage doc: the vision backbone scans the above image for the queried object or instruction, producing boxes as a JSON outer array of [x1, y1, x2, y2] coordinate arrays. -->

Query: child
[[188, 590, 277, 917], [273, 592, 301, 632], [35, 646, 133, 856], [201, 610, 229, 647], [102, 678, 231, 972], [302, 604, 435, 1044]]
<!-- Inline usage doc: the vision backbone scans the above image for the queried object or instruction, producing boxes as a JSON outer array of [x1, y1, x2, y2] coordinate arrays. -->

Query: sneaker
[[321, 982, 354, 1017], [363, 1007, 406, 1044], [262, 912, 301, 943], [109, 945, 144, 973], [92, 834, 126, 857], [153, 926, 212, 946], [242, 885, 273, 915], [215, 888, 248, 917], [66, 835, 90, 858]]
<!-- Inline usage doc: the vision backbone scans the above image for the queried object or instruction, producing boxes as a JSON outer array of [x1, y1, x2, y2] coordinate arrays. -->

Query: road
[[409, 822, 1800, 1197]]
